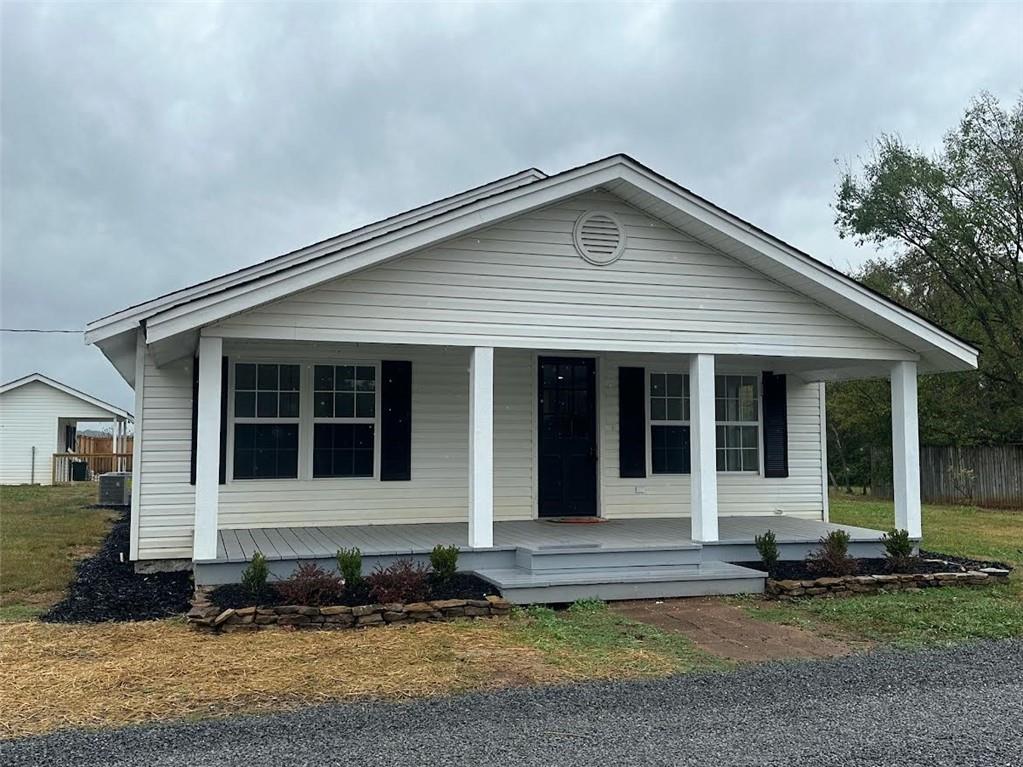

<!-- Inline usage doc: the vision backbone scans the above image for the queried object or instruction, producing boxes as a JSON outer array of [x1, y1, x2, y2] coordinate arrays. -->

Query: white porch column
[[110, 419, 118, 468], [689, 353, 719, 542], [468, 346, 494, 548], [193, 336, 223, 560], [891, 360, 922, 539]]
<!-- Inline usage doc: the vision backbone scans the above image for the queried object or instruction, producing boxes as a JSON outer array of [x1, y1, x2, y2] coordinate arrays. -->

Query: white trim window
[[232, 363, 301, 479], [715, 375, 759, 472], [312, 364, 377, 478], [649, 371, 691, 474]]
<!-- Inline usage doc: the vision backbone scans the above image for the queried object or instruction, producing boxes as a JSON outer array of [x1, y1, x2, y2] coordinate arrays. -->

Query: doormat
[[545, 517, 608, 524]]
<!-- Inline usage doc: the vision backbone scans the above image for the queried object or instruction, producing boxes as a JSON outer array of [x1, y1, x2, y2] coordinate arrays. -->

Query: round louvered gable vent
[[573, 211, 626, 265]]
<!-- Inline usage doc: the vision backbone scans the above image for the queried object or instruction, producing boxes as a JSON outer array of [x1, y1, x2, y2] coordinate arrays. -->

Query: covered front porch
[[194, 514, 889, 601], [181, 333, 925, 601]]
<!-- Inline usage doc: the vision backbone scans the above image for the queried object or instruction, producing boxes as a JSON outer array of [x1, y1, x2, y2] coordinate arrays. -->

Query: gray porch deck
[[197, 515, 889, 599], [210, 515, 886, 563]]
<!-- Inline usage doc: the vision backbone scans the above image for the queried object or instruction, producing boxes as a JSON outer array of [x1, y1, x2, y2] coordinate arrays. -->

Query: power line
[[0, 328, 81, 333]]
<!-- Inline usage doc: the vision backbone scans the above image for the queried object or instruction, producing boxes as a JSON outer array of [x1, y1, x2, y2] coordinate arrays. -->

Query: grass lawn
[[0, 603, 724, 739], [740, 495, 1023, 648], [829, 495, 1022, 566], [2, 487, 1020, 739], [0, 484, 116, 620]]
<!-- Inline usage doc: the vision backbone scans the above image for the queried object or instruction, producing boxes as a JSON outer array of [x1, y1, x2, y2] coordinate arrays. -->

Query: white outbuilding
[[0, 373, 132, 485]]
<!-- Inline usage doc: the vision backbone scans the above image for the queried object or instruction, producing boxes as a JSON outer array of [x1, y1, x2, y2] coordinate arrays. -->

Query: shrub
[[754, 530, 779, 573], [337, 547, 363, 587], [806, 529, 858, 576], [241, 552, 269, 597], [367, 558, 431, 604], [882, 528, 915, 569], [275, 562, 344, 606], [429, 544, 459, 583]]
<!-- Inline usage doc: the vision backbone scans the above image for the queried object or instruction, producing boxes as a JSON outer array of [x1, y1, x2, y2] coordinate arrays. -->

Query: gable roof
[[87, 154, 978, 380], [0, 373, 133, 420]]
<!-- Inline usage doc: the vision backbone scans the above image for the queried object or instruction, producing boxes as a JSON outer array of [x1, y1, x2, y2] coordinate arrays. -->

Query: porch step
[[515, 543, 703, 571], [472, 561, 766, 605]]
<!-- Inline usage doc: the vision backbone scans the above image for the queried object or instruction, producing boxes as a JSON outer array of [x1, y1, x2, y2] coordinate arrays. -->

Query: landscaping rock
[[430, 599, 468, 610], [319, 605, 352, 615], [352, 604, 383, 617], [767, 565, 1012, 600], [404, 602, 435, 614]]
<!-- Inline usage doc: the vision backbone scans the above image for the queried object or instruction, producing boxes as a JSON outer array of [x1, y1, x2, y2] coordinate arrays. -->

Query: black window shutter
[[219, 356, 229, 484], [618, 366, 646, 478], [762, 372, 789, 479], [189, 356, 229, 485], [189, 358, 198, 486], [380, 360, 412, 481]]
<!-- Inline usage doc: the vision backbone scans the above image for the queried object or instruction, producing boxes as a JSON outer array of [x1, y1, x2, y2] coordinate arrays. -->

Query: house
[[84, 155, 978, 602], [0, 373, 132, 485]]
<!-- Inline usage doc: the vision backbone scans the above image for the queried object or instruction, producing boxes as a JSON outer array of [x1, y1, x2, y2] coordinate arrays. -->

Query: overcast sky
[[2, 1, 1021, 411]]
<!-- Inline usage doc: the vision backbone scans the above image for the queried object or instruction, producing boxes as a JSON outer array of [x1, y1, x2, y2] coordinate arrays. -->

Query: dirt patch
[[612, 597, 860, 663]]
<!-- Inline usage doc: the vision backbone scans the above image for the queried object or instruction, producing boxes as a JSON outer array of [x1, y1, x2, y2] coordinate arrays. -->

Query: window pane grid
[[649, 372, 689, 424], [650, 372, 689, 474], [314, 365, 375, 420], [231, 360, 378, 481], [234, 363, 300, 420], [715, 375, 759, 472], [312, 363, 377, 479], [313, 423, 374, 478]]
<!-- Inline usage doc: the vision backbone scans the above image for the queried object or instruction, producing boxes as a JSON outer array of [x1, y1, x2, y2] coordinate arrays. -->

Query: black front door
[[538, 356, 597, 517]]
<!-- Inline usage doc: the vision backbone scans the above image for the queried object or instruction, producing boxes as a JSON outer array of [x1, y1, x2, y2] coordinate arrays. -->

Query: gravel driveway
[[6, 640, 1021, 766]]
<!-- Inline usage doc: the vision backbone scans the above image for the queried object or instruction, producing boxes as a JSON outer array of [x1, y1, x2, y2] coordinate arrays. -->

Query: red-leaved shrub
[[274, 562, 344, 606], [367, 559, 431, 604]]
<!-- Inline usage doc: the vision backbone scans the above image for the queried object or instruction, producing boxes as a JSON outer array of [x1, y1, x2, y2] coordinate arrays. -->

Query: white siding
[[133, 343, 536, 559], [136, 352, 195, 559], [211, 190, 911, 361], [0, 382, 119, 485], [133, 341, 826, 560], [600, 353, 825, 519]]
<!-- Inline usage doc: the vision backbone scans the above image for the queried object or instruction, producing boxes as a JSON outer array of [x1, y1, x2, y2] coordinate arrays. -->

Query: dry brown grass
[[0, 618, 572, 739]]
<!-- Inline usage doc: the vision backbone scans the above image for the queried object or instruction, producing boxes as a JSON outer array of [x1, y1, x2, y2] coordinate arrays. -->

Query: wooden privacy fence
[[77, 435, 133, 455], [52, 453, 133, 484], [870, 445, 1023, 508]]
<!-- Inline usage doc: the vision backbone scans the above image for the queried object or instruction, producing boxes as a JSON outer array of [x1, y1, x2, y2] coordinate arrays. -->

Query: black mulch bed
[[739, 551, 1014, 582], [210, 572, 496, 610], [41, 511, 193, 624]]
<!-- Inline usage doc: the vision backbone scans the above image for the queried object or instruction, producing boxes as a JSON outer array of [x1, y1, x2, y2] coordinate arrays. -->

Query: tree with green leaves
[[828, 92, 1023, 486]]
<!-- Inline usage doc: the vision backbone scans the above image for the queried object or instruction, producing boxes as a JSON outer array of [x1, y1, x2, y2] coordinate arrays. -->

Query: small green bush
[[806, 529, 857, 576], [754, 530, 779, 572], [429, 544, 459, 583], [337, 547, 363, 586], [241, 552, 269, 597], [882, 528, 915, 569]]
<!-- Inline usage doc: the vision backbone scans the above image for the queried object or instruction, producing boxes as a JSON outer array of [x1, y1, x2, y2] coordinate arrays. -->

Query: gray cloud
[[2, 1, 1021, 408]]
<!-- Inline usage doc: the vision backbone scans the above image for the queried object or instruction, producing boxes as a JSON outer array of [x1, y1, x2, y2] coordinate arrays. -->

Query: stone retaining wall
[[188, 594, 512, 632], [766, 568, 1011, 598]]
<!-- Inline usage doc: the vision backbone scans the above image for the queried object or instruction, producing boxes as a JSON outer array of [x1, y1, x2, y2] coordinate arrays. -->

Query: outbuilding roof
[[0, 373, 133, 420]]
